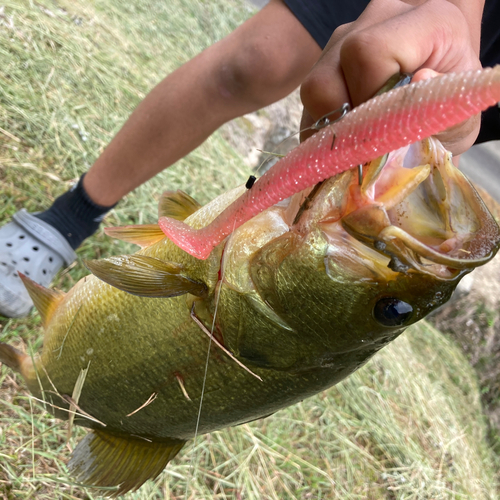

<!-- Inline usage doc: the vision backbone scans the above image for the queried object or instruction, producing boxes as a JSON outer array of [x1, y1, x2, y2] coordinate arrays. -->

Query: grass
[[1, 323, 498, 499], [0, 0, 499, 498]]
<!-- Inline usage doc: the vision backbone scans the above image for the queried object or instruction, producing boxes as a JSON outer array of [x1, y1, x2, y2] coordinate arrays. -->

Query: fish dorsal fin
[[104, 224, 165, 248], [158, 190, 201, 220], [19, 273, 65, 328], [85, 255, 208, 298], [69, 430, 185, 497]]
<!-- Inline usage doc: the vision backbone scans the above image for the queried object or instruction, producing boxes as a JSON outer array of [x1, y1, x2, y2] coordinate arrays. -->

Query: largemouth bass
[[1, 131, 499, 495]]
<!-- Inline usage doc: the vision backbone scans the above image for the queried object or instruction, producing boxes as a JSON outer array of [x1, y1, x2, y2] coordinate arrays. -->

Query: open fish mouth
[[317, 138, 500, 280]]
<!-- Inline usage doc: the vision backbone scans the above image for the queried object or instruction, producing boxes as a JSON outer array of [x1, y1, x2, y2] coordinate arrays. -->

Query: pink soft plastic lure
[[159, 66, 500, 260]]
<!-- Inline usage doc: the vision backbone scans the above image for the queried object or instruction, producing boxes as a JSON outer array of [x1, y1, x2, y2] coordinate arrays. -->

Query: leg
[[83, 0, 321, 206]]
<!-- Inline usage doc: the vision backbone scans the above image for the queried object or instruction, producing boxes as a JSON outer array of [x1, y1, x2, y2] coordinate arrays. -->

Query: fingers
[[301, 0, 413, 116], [340, 0, 478, 106], [299, 0, 483, 153]]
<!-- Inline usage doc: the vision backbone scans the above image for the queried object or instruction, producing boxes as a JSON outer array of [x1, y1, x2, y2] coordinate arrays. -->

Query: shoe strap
[[12, 210, 77, 266]]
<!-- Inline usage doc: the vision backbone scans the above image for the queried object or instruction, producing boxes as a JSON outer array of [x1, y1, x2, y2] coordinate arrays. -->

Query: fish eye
[[373, 297, 413, 327]]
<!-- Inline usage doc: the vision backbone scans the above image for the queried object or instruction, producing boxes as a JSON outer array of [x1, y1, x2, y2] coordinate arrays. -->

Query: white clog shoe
[[0, 210, 76, 318]]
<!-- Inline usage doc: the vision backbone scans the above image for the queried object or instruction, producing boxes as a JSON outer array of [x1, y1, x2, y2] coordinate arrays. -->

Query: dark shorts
[[478, 0, 500, 143], [283, 0, 368, 49], [284, 0, 500, 143]]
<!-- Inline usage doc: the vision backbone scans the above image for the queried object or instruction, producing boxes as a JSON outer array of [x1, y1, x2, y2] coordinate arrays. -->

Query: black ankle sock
[[35, 175, 117, 250]]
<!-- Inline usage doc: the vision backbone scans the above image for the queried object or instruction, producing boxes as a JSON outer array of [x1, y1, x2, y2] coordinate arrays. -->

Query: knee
[[215, 39, 298, 108]]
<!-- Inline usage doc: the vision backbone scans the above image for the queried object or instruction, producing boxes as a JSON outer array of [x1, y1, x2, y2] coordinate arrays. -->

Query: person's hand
[[299, 0, 484, 155]]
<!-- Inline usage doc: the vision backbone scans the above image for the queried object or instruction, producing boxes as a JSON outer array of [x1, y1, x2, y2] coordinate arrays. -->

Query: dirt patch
[[220, 89, 302, 171]]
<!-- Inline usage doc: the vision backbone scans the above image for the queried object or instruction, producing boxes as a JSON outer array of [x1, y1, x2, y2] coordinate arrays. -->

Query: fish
[[158, 66, 500, 259], [0, 131, 499, 496]]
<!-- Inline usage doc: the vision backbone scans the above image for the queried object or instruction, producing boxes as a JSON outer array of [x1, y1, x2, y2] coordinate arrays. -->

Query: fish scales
[[29, 230, 386, 441]]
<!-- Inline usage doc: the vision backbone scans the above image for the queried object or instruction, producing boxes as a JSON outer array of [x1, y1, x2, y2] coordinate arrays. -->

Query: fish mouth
[[317, 138, 500, 279]]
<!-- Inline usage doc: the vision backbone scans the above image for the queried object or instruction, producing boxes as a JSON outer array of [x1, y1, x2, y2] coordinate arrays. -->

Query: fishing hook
[[310, 102, 350, 131]]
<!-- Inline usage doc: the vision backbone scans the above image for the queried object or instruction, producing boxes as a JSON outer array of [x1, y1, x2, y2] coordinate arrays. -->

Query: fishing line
[[185, 102, 351, 496], [255, 103, 350, 176], [184, 219, 234, 498]]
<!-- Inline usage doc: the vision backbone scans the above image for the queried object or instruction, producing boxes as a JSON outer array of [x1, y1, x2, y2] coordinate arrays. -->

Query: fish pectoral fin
[[69, 430, 185, 497], [158, 190, 201, 220], [104, 224, 166, 248], [85, 255, 208, 298], [19, 273, 65, 328]]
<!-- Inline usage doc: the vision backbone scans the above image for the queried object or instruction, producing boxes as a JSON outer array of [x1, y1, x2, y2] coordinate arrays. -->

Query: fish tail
[[0, 342, 28, 373], [0, 342, 39, 393], [69, 429, 186, 497]]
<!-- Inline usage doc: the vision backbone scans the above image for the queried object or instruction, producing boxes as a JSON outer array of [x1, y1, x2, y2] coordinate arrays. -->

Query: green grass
[[0, 0, 499, 498], [0, 0, 252, 219]]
